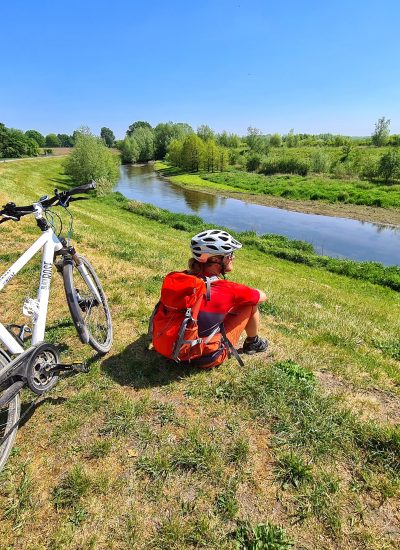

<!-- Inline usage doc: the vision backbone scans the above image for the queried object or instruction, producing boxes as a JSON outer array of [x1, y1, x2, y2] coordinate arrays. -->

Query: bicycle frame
[[0, 228, 63, 354], [0, 198, 103, 358]]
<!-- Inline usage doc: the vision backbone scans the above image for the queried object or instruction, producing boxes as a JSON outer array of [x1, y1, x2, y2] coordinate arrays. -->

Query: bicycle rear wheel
[[0, 350, 21, 473], [63, 254, 113, 355]]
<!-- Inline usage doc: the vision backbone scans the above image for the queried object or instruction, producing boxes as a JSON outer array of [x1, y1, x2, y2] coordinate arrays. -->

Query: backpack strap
[[220, 324, 245, 367], [204, 275, 219, 301], [148, 301, 160, 339], [172, 308, 193, 361]]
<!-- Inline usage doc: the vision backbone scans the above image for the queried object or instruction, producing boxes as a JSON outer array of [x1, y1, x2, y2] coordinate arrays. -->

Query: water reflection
[[116, 165, 400, 266]]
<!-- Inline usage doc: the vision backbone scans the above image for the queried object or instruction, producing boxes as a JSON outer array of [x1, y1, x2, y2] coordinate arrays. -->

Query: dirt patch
[[317, 371, 400, 424]]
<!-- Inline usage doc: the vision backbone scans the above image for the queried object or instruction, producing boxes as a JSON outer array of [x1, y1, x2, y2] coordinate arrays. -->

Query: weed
[[274, 451, 313, 488], [52, 464, 92, 509], [136, 454, 172, 480], [67, 505, 88, 526], [86, 438, 113, 459], [171, 429, 219, 473], [215, 485, 239, 520], [153, 401, 178, 426], [227, 436, 250, 465], [3, 462, 35, 528], [232, 520, 294, 549]]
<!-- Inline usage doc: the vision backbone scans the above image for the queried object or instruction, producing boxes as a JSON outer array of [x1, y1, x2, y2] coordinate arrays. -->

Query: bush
[[310, 148, 331, 173], [246, 152, 263, 172], [260, 158, 309, 176], [377, 148, 400, 184], [64, 128, 120, 189]]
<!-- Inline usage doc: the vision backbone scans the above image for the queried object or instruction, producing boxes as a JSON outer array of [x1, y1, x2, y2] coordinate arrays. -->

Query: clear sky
[[1, 0, 399, 138]]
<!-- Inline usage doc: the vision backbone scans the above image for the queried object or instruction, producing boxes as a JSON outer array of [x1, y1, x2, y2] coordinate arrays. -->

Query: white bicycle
[[0, 182, 112, 471]]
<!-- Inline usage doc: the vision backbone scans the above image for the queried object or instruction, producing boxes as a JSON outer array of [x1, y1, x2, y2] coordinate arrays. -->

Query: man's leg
[[224, 305, 260, 347], [224, 305, 268, 354]]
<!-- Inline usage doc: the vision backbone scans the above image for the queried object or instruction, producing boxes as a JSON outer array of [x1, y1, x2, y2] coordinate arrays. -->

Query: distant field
[[39, 147, 72, 156], [0, 157, 399, 549]]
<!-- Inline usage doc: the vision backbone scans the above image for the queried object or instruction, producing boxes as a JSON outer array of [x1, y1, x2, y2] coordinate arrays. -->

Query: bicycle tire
[[0, 350, 21, 473], [63, 254, 113, 354]]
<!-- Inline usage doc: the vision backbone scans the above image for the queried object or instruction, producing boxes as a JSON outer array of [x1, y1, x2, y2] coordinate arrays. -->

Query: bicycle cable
[[61, 205, 74, 246]]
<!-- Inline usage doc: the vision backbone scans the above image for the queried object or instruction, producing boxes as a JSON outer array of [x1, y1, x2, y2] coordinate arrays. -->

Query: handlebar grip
[[69, 181, 97, 195]]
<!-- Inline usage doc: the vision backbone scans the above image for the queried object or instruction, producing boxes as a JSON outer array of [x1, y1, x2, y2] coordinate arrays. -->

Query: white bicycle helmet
[[190, 229, 242, 262]]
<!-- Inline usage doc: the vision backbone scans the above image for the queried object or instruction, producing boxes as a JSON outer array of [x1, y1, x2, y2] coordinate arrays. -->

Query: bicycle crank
[[48, 361, 89, 374]]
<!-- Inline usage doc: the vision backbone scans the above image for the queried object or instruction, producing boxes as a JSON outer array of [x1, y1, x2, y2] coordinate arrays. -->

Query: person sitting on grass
[[188, 229, 268, 368]]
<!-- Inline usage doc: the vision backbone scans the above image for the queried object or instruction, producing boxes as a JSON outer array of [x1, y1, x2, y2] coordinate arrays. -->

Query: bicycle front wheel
[[63, 254, 113, 355], [0, 351, 21, 473]]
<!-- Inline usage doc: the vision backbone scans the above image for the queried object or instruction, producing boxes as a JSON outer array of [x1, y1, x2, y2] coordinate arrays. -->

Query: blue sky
[[1, 0, 399, 138]]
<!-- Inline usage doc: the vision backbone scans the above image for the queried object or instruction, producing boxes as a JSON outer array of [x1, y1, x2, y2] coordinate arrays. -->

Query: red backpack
[[149, 271, 244, 367]]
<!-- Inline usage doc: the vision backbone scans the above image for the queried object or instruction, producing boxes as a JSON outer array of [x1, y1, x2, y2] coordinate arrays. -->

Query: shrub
[[232, 520, 294, 549], [64, 127, 120, 188], [377, 148, 400, 184], [310, 148, 331, 173], [260, 158, 309, 176], [246, 152, 263, 172]]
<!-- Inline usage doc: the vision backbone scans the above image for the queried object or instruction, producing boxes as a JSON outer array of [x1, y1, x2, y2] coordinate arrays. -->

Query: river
[[116, 165, 400, 266]]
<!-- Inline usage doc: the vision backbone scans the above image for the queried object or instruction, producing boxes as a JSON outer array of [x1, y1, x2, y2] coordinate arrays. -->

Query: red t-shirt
[[198, 277, 260, 337]]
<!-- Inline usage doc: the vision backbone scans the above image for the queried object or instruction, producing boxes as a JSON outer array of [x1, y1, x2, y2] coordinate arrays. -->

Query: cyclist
[[188, 229, 268, 368]]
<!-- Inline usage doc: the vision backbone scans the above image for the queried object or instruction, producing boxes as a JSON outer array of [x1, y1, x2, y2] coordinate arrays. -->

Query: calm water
[[116, 164, 400, 266]]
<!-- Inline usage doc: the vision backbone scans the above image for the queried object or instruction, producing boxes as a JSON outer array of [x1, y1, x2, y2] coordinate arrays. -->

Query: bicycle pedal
[[71, 362, 89, 373]]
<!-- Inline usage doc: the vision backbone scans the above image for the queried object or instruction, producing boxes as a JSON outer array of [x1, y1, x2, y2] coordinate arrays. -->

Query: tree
[[203, 139, 219, 171], [154, 122, 193, 159], [197, 124, 214, 141], [126, 121, 152, 136], [131, 126, 155, 162], [246, 152, 262, 172], [246, 127, 267, 153], [372, 117, 390, 147], [284, 129, 299, 148], [166, 139, 183, 167], [120, 136, 139, 164], [100, 127, 115, 147], [64, 128, 120, 190], [378, 148, 400, 183], [217, 131, 241, 148], [25, 130, 45, 147], [181, 135, 204, 172], [0, 124, 39, 158], [269, 133, 282, 147], [57, 134, 74, 147], [45, 133, 61, 147]]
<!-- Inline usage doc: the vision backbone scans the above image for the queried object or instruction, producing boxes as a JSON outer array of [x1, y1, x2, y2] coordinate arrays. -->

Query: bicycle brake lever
[[0, 214, 19, 223]]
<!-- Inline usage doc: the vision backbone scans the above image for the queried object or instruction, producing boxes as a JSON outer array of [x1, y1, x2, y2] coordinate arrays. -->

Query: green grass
[[155, 153, 400, 209], [0, 157, 399, 549], [127, 200, 400, 292]]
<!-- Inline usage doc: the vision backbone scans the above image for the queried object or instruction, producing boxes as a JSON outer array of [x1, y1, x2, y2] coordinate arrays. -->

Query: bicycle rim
[[64, 255, 112, 354], [0, 351, 21, 473]]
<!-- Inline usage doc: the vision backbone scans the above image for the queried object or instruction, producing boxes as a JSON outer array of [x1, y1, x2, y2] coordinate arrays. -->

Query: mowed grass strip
[[0, 157, 399, 549]]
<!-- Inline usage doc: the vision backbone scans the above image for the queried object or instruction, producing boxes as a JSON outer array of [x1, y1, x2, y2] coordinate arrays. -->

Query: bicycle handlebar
[[0, 180, 97, 223]]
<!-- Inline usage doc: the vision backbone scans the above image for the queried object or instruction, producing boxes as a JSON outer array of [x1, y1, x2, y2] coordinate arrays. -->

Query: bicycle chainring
[[26, 343, 60, 395]]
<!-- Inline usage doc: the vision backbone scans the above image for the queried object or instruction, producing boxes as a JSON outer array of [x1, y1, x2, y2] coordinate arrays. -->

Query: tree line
[[0, 124, 116, 159], [2, 116, 400, 183]]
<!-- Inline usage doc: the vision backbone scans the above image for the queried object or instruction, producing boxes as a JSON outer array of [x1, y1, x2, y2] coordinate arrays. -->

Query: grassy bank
[[155, 162, 400, 226], [127, 200, 400, 293], [0, 158, 399, 549]]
